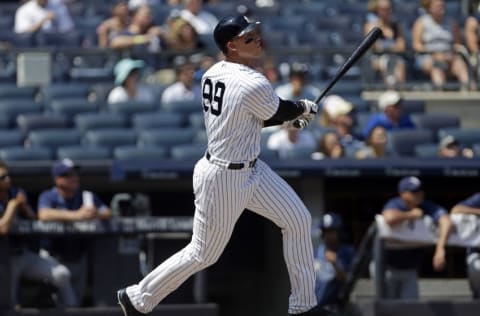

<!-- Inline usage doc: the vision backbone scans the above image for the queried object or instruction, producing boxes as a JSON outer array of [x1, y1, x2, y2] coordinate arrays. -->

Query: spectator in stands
[[464, 1, 480, 82], [97, 1, 131, 48], [275, 62, 320, 101], [451, 192, 480, 298], [364, 0, 407, 87], [311, 132, 345, 160], [128, 0, 162, 11], [180, 0, 218, 35], [161, 60, 201, 104], [380, 176, 452, 299], [362, 90, 415, 139], [438, 134, 475, 158], [0, 160, 77, 308], [109, 5, 165, 52], [14, 0, 56, 34], [355, 125, 391, 159], [314, 212, 355, 309], [38, 158, 112, 306], [163, 17, 204, 51], [412, 0, 471, 90], [267, 124, 316, 159], [320, 95, 363, 156], [108, 58, 155, 104], [47, 0, 74, 33]]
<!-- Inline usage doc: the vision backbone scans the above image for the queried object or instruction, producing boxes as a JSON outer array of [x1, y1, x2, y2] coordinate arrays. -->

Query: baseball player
[[117, 15, 320, 316]]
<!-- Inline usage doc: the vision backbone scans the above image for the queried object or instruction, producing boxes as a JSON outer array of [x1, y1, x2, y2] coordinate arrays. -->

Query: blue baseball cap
[[52, 158, 79, 177], [398, 176, 422, 193], [114, 58, 145, 85], [319, 212, 343, 230]]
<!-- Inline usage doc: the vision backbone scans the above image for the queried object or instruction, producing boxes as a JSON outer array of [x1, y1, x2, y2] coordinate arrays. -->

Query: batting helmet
[[319, 212, 343, 230], [213, 15, 260, 53]]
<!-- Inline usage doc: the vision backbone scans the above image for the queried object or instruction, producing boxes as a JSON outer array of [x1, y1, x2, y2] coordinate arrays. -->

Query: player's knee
[[51, 264, 72, 287]]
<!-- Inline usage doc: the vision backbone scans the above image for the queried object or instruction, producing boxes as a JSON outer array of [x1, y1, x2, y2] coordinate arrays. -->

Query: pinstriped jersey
[[201, 61, 279, 162]]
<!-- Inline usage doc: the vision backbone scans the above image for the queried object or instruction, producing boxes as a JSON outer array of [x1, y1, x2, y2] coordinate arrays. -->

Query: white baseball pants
[[126, 157, 317, 314]]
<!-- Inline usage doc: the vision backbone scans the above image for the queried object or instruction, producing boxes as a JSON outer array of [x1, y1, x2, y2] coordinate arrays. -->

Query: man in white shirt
[[180, 0, 218, 35], [267, 124, 316, 159], [161, 61, 201, 105], [275, 62, 320, 101], [14, 0, 56, 34]]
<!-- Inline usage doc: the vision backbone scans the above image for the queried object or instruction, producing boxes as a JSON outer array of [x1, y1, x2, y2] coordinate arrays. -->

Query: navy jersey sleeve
[[38, 190, 53, 210], [93, 193, 108, 211], [459, 193, 480, 208], [421, 200, 448, 222], [382, 197, 404, 213]]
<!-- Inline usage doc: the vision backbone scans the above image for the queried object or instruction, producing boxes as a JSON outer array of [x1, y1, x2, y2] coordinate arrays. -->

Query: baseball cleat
[[117, 288, 143, 316]]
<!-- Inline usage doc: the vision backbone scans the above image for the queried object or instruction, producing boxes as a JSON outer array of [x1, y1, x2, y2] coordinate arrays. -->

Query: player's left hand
[[289, 113, 315, 130], [298, 99, 318, 116]]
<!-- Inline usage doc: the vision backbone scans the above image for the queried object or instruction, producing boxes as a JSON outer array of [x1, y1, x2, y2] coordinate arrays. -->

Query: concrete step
[[351, 278, 473, 302]]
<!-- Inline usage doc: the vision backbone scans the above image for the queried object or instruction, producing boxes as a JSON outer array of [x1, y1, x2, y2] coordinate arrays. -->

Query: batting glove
[[290, 113, 315, 130], [298, 99, 318, 116]]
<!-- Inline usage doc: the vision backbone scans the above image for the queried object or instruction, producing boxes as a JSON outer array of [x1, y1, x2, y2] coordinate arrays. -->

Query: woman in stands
[[355, 125, 390, 159], [364, 0, 407, 87], [412, 0, 471, 90], [97, 1, 131, 48]]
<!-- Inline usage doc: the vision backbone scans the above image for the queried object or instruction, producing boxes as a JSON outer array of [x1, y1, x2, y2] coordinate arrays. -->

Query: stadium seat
[[107, 101, 157, 116], [188, 112, 205, 129], [170, 143, 207, 160], [48, 99, 98, 121], [74, 112, 127, 132], [437, 128, 480, 147], [259, 147, 279, 160], [132, 112, 184, 130], [355, 112, 372, 132], [89, 82, 115, 103], [401, 100, 425, 114], [57, 145, 111, 160], [411, 113, 460, 135], [0, 85, 37, 99], [0, 146, 52, 162], [0, 100, 43, 126], [35, 31, 83, 48], [414, 143, 439, 158], [28, 129, 82, 151], [473, 143, 480, 157], [40, 83, 91, 104], [16, 114, 69, 133], [280, 147, 315, 159], [344, 96, 370, 112], [160, 100, 202, 115], [0, 116, 8, 129], [0, 130, 25, 148], [83, 129, 137, 151], [387, 129, 434, 156], [138, 128, 196, 149], [69, 68, 114, 83], [113, 145, 168, 161]]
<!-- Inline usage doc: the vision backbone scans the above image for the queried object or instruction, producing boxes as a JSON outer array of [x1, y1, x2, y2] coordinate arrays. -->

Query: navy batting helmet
[[319, 212, 343, 230], [213, 15, 260, 53]]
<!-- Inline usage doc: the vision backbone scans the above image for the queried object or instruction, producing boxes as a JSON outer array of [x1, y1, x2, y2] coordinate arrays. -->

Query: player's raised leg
[[246, 160, 317, 315]]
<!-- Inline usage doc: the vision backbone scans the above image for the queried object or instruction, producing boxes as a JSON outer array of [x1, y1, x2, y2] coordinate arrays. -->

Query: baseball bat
[[314, 27, 383, 104]]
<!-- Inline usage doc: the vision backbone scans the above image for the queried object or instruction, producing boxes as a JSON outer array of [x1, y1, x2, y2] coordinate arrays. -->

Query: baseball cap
[[439, 135, 458, 149], [213, 15, 261, 53], [319, 212, 343, 230], [114, 58, 145, 85], [52, 158, 79, 177], [322, 95, 353, 119], [378, 90, 402, 110], [289, 62, 309, 77], [398, 176, 423, 193]]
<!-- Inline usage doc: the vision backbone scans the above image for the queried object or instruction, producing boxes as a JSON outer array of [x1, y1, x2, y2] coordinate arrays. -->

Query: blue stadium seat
[[83, 129, 137, 152], [0, 85, 37, 99], [437, 128, 480, 147], [0, 101, 43, 126], [35, 31, 83, 48], [28, 129, 82, 151], [41, 83, 90, 104], [188, 112, 205, 129], [355, 112, 372, 131], [344, 96, 370, 112], [74, 112, 127, 132], [170, 143, 207, 160], [0, 146, 52, 162], [401, 100, 425, 114], [0, 130, 25, 148], [107, 101, 157, 116], [160, 100, 202, 115], [387, 129, 434, 156], [414, 143, 439, 158], [411, 113, 460, 136], [138, 128, 196, 149], [89, 82, 115, 103], [280, 147, 315, 160], [259, 147, 279, 160], [69, 68, 114, 83], [473, 143, 480, 157], [57, 145, 111, 160], [16, 114, 69, 133], [0, 116, 8, 129], [132, 112, 184, 130], [48, 98, 98, 121], [113, 145, 168, 161]]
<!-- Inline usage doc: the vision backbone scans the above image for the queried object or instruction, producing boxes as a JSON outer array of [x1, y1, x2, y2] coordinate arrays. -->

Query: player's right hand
[[410, 207, 423, 219], [77, 206, 97, 220], [297, 99, 318, 116]]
